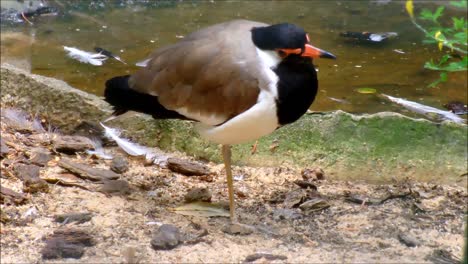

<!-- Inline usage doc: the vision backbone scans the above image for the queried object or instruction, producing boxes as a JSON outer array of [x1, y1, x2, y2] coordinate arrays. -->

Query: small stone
[[293, 180, 318, 190], [0, 186, 28, 205], [54, 212, 93, 224], [13, 163, 49, 193], [301, 168, 325, 181], [41, 238, 85, 259], [52, 135, 94, 154], [100, 180, 131, 195], [184, 187, 212, 202], [167, 158, 211, 176], [398, 233, 420, 247], [272, 208, 302, 221], [244, 253, 288, 262], [299, 198, 330, 213], [110, 155, 129, 174], [0, 138, 10, 157], [58, 158, 119, 181], [28, 148, 52, 166], [222, 223, 255, 235], [283, 189, 308, 208], [150, 224, 182, 250]]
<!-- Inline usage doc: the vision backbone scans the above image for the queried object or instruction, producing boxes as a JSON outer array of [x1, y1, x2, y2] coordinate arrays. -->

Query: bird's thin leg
[[222, 144, 236, 222]]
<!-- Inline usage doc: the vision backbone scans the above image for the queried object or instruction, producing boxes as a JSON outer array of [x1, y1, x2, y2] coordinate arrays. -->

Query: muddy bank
[[1, 63, 467, 184]]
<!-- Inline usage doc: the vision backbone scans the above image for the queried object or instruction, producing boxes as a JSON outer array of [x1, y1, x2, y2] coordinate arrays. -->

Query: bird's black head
[[251, 23, 307, 50], [251, 23, 336, 59]]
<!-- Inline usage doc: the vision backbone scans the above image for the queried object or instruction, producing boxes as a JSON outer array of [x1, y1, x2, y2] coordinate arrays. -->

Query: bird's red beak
[[302, 44, 336, 59]]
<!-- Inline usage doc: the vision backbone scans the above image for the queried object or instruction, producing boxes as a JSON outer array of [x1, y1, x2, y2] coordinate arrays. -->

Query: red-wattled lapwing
[[104, 19, 335, 221]]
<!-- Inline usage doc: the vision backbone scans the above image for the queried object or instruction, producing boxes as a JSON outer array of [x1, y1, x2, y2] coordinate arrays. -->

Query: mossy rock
[[2, 64, 466, 184]]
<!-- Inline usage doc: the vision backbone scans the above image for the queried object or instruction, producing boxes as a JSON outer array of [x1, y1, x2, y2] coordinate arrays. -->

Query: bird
[[104, 19, 335, 221]]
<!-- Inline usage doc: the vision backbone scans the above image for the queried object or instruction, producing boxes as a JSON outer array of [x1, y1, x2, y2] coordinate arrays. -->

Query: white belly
[[196, 92, 279, 145]]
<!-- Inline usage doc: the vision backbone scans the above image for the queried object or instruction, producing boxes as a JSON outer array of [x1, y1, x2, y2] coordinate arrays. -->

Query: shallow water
[[1, 0, 467, 115]]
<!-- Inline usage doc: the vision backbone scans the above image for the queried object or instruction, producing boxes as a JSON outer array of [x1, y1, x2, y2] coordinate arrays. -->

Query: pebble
[[54, 212, 93, 224], [222, 223, 255, 235], [28, 148, 52, 166], [398, 233, 420, 247], [272, 208, 302, 221], [100, 180, 131, 195], [52, 135, 94, 154], [0, 138, 10, 157], [150, 224, 182, 250], [110, 155, 129, 174], [299, 198, 330, 213], [13, 163, 49, 193], [184, 187, 212, 202]]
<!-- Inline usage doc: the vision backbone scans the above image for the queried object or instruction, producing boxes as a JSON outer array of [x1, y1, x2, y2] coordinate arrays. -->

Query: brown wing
[[128, 20, 269, 124]]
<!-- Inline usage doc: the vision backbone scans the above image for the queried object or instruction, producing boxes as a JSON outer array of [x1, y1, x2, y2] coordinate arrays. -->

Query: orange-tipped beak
[[302, 44, 336, 59]]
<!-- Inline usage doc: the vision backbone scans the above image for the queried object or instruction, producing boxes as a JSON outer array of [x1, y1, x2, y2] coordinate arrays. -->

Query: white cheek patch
[[196, 90, 278, 145], [255, 48, 280, 98]]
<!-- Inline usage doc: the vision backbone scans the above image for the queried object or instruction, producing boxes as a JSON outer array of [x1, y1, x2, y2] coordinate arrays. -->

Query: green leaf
[[419, 8, 435, 21], [450, 0, 467, 8], [439, 72, 448, 82], [452, 17, 466, 31], [432, 6, 445, 23], [356, 87, 377, 94]]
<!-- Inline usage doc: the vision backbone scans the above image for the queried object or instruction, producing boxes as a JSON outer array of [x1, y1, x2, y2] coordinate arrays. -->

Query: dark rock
[[167, 158, 211, 176], [41, 228, 94, 260], [54, 212, 92, 224], [184, 187, 212, 202], [99, 180, 131, 195], [52, 135, 94, 154], [110, 155, 129, 174], [151, 224, 182, 250], [301, 168, 325, 181], [244, 253, 287, 262], [13, 163, 49, 193], [58, 158, 119, 181], [0, 138, 10, 157], [222, 223, 255, 235], [41, 237, 85, 259], [28, 148, 52, 166], [283, 189, 308, 208], [0, 186, 27, 205], [398, 233, 420, 247], [294, 180, 318, 190]]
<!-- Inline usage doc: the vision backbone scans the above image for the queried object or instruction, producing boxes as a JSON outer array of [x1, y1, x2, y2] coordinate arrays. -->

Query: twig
[[21, 12, 34, 25]]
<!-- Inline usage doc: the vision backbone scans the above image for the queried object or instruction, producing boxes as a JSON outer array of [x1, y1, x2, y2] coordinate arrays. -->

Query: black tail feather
[[104, 75, 189, 120]]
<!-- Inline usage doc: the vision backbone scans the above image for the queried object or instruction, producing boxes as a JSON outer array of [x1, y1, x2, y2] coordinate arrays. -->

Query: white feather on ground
[[382, 94, 465, 124], [100, 123, 169, 166], [86, 138, 113, 160], [64, 46, 108, 66]]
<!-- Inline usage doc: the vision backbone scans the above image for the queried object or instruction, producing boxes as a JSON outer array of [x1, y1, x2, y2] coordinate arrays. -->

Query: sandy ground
[[1, 109, 466, 263]]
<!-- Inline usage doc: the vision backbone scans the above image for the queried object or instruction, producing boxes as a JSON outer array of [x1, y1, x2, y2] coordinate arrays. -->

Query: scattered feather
[[135, 58, 150, 67], [94, 47, 127, 65], [64, 46, 108, 66], [382, 94, 465, 124], [101, 123, 147, 156], [100, 123, 169, 165], [171, 202, 230, 217], [86, 138, 113, 159]]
